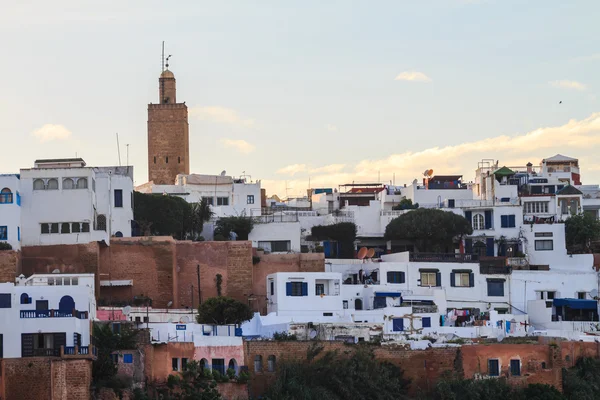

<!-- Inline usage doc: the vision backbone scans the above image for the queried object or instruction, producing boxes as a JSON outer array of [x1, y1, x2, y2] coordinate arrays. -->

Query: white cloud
[[309, 164, 346, 174], [549, 80, 587, 91], [190, 106, 255, 127], [31, 124, 72, 142], [394, 71, 432, 83], [220, 139, 255, 154], [325, 124, 338, 132], [277, 164, 306, 176]]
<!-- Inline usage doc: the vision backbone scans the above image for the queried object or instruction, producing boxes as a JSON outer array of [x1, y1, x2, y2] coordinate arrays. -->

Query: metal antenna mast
[[116, 133, 121, 166], [162, 41, 165, 72]]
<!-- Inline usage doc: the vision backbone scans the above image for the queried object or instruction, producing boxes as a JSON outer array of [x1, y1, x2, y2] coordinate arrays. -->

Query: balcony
[[409, 253, 479, 263], [479, 257, 512, 274], [20, 310, 89, 319], [63, 345, 96, 357]]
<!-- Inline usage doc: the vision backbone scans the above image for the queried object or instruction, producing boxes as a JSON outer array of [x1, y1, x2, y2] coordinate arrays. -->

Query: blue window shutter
[[465, 211, 472, 226], [450, 272, 456, 287], [436, 272, 441, 287], [500, 215, 508, 228], [301, 282, 308, 296], [0, 294, 10, 308], [123, 354, 133, 364], [508, 215, 516, 228], [484, 210, 492, 229], [18, 227, 20, 241], [392, 318, 404, 331], [486, 238, 494, 256], [469, 272, 475, 287], [422, 317, 431, 328], [285, 282, 292, 296], [465, 239, 473, 254], [323, 241, 331, 257], [400, 272, 405, 284]]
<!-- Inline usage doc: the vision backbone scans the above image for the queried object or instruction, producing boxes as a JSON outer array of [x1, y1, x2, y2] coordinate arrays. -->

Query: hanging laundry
[[505, 320, 511, 334]]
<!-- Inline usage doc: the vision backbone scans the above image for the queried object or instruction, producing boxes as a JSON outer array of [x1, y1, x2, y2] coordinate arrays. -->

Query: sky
[[2, 0, 600, 197]]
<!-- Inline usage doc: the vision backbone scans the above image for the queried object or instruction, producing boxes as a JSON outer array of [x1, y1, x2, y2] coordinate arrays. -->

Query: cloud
[[190, 106, 255, 127], [549, 80, 587, 91], [220, 139, 255, 154], [277, 164, 307, 176], [262, 112, 600, 195], [570, 54, 600, 63], [309, 164, 346, 174], [325, 124, 338, 132], [31, 124, 72, 142], [394, 71, 432, 83]]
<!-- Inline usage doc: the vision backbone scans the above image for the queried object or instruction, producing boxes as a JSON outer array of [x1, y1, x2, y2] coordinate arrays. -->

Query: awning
[[492, 166, 515, 176], [100, 280, 133, 287], [553, 298, 597, 310], [375, 292, 402, 298]]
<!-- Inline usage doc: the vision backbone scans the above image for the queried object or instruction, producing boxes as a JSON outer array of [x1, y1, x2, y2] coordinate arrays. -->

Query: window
[[254, 355, 263, 372], [500, 215, 516, 228], [535, 232, 553, 237], [61, 223, 70, 234], [123, 354, 133, 364], [172, 357, 180, 371], [20, 293, 31, 304], [62, 178, 74, 189], [473, 214, 484, 230], [0, 293, 11, 308], [510, 359, 521, 376], [114, 189, 123, 207], [343, 300, 348, 309], [488, 359, 500, 376], [422, 317, 431, 328], [166, 156, 169, 164], [50, 223, 59, 233], [115, 231, 123, 237], [487, 280, 505, 297], [420, 272, 438, 287], [0, 226, 6, 240], [535, 240, 553, 251], [315, 283, 325, 295], [182, 358, 188, 370], [0, 187, 13, 203], [247, 195, 255, 204], [135, 316, 141, 323], [205, 197, 214, 206], [457, 273, 470, 287], [154, 156, 156, 164], [259, 240, 291, 253], [524, 201, 549, 214], [286, 282, 307, 296], [578, 292, 587, 300], [82, 223, 90, 233], [143, 316, 149, 323], [547, 291, 555, 300], [392, 318, 404, 331], [110, 354, 119, 364], [112, 323, 121, 334], [33, 179, 45, 190], [387, 271, 405, 284], [17, 226, 20, 241], [270, 280, 274, 296], [76, 178, 88, 189], [268, 355, 276, 372], [178, 156, 181, 164], [96, 215, 107, 231], [47, 178, 58, 190], [217, 197, 229, 206]]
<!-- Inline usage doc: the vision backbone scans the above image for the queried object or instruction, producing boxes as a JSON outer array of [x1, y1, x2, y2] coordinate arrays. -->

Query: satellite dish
[[180, 316, 190, 323], [309, 330, 318, 339], [423, 170, 429, 177], [428, 169, 434, 176], [366, 248, 376, 258], [122, 306, 131, 316], [52, 269, 60, 274], [166, 318, 173, 323], [357, 247, 368, 260], [591, 289, 598, 299]]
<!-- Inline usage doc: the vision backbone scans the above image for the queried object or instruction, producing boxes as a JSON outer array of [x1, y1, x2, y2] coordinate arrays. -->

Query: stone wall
[[0, 250, 19, 283]]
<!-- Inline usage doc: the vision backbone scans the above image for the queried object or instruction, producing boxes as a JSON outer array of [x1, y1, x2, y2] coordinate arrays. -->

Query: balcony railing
[[253, 214, 299, 223], [63, 346, 92, 356], [409, 253, 479, 263], [479, 257, 512, 274], [32, 348, 60, 357], [20, 310, 89, 319]]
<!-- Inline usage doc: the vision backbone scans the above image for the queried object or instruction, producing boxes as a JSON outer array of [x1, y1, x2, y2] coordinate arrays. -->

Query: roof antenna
[[116, 133, 122, 167], [162, 41, 165, 72]]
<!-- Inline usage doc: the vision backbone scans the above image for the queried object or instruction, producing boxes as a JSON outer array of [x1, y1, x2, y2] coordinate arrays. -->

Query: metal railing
[[20, 310, 88, 319], [409, 253, 479, 263], [253, 214, 299, 223]]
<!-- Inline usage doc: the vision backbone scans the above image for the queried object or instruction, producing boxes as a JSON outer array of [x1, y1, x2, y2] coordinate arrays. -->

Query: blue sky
[[1, 0, 599, 196]]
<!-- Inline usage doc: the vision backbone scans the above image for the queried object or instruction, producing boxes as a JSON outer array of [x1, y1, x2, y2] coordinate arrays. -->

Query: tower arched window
[[254, 355, 263, 372], [20, 293, 31, 304], [33, 179, 45, 190], [178, 156, 181, 164], [76, 178, 88, 189], [47, 178, 59, 190], [0, 187, 13, 203], [267, 355, 276, 372], [472, 214, 484, 230], [62, 178, 75, 190]]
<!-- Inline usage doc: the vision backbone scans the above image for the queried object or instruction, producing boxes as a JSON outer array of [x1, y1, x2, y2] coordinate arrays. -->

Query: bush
[[226, 368, 236, 380], [237, 370, 250, 384], [273, 331, 298, 341], [197, 297, 253, 325], [0, 242, 12, 251], [214, 216, 254, 240]]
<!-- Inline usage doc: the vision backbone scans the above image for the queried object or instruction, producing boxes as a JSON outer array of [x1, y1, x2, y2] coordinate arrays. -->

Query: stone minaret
[[147, 68, 190, 184]]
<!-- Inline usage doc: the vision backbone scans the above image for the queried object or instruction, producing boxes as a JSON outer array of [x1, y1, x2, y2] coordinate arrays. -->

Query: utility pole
[[191, 285, 194, 316], [197, 264, 202, 305]]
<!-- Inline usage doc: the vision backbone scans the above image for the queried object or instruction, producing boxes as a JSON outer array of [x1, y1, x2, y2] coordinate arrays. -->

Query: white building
[[0, 273, 96, 358], [0, 174, 22, 250], [19, 159, 133, 247]]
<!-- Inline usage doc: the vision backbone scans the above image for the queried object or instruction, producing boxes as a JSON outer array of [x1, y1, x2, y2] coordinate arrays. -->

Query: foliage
[[429, 378, 565, 400], [226, 368, 236, 380], [310, 222, 357, 258], [236, 370, 250, 384], [215, 274, 223, 297], [392, 198, 419, 210], [189, 198, 215, 240], [252, 255, 261, 265], [92, 323, 141, 387], [273, 331, 298, 341], [196, 296, 253, 325], [133, 191, 192, 239], [384, 208, 473, 252], [214, 216, 255, 240], [565, 213, 600, 253], [563, 357, 600, 399], [0, 242, 12, 250], [159, 360, 222, 399], [263, 346, 411, 400]]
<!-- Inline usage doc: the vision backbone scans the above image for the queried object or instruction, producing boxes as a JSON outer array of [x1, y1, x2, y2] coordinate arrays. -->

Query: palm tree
[[190, 198, 214, 240]]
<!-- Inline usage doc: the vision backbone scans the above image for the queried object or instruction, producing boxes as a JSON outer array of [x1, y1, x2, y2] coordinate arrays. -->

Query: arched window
[[178, 156, 181, 164], [33, 179, 45, 190], [61, 223, 71, 234], [20, 293, 31, 304], [96, 215, 107, 231], [166, 156, 169, 164], [254, 355, 263, 372], [62, 178, 75, 190], [267, 355, 276, 372], [115, 231, 123, 238], [228, 359, 238, 373], [58, 295, 75, 312], [76, 178, 88, 189], [200, 358, 209, 372], [355, 298, 363, 310], [47, 178, 58, 190], [473, 241, 487, 257], [472, 214, 484, 230], [0, 187, 12, 203]]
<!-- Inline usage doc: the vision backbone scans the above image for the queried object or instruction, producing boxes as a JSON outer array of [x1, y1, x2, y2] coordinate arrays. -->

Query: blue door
[[58, 296, 75, 312]]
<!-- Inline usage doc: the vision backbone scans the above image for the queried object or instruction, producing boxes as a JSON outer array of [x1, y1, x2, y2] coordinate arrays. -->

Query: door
[[36, 300, 49, 310], [53, 333, 66, 356], [21, 333, 34, 357]]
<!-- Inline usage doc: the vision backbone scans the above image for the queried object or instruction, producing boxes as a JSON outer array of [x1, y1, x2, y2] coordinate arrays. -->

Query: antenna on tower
[[161, 41, 165, 72], [116, 133, 122, 167]]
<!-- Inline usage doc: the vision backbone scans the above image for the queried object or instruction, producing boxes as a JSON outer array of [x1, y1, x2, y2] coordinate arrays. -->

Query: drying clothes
[[505, 321, 511, 334]]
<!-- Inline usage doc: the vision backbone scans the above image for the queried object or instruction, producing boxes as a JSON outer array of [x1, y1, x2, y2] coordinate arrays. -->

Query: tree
[[430, 378, 565, 400], [196, 297, 253, 325], [214, 216, 254, 240], [563, 357, 600, 399], [565, 213, 600, 254], [163, 360, 222, 400], [92, 323, 140, 388], [189, 198, 214, 240], [133, 191, 192, 239], [263, 345, 411, 400], [384, 208, 472, 253], [392, 198, 419, 210], [310, 222, 357, 258]]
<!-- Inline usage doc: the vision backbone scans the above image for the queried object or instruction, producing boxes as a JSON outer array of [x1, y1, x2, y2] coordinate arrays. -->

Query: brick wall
[[0, 250, 19, 283], [1, 358, 91, 400], [21, 242, 100, 276]]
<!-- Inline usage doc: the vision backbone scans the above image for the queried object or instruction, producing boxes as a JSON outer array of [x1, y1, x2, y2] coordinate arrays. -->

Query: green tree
[[162, 360, 222, 400], [133, 191, 192, 239], [430, 378, 565, 400], [384, 208, 472, 252], [565, 213, 600, 254], [563, 357, 600, 399], [310, 222, 357, 258], [392, 198, 419, 210], [190, 198, 214, 240], [214, 216, 254, 240], [92, 323, 140, 387], [263, 346, 411, 400], [196, 296, 253, 325]]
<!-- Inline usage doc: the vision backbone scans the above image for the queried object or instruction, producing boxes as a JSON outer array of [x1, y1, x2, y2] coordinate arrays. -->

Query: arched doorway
[[58, 295, 75, 312], [228, 358, 238, 374], [200, 358, 209, 372], [355, 298, 363, 310]]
